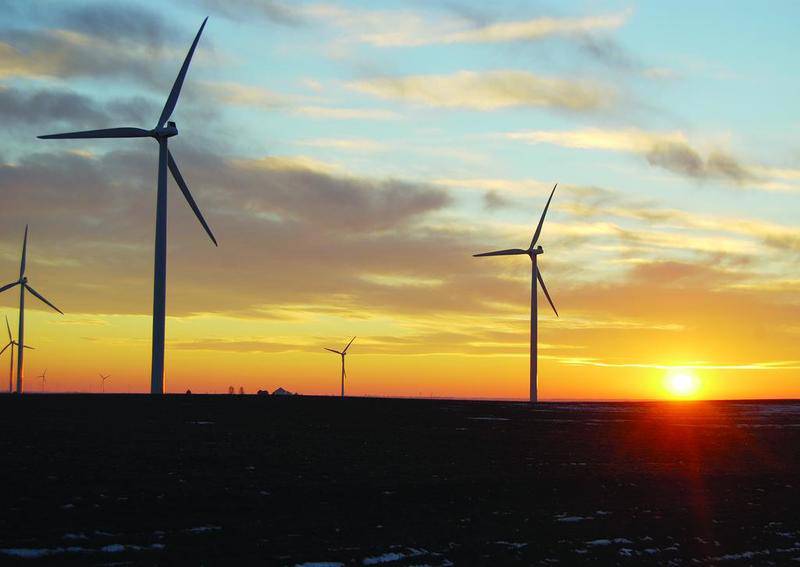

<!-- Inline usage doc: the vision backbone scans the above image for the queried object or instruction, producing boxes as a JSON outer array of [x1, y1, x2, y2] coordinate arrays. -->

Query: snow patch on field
[[184, 526, 222, 534], [362, 548, 427, 564]]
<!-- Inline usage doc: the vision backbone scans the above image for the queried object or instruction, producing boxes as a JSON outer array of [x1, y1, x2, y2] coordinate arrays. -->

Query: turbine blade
[[343, 336, 356, 353], [23, 345, 35, 350], [20, 224, 28, 278], [0, 343, 9, 356], [325, 348, 342, 354], [529, 183, 557, 249], [24, 284, 63, 315], [537, 269, 558, 317], [157, 17, 208, 127], [473, 248, 527, 257], [38, 127, 149, 139], [0, 281, 19, 295], [5, 316, 11, 341], [168, 151, 218, 246]]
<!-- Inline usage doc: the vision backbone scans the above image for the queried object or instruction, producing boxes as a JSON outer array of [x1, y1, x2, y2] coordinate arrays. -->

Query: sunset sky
[[1, 0, 799, 399]]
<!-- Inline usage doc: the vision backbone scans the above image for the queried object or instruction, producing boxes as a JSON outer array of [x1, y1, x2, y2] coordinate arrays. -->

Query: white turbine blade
[[473, 248, 527, 257], [19, 224, 28, 278], [0, 281, 19, 294], [38, 127, 149, 139], [168, 151, 218, 246], [157, 17, 208, 127], [24, 284, 63, 315], [537, 270, 558, 317], [342, 336, 356, 353], [529, 183, 557, 249]]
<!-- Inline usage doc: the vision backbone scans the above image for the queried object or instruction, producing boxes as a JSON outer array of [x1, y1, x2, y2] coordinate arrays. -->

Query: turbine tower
[[324, 337, 356, 398], [1, 316, 33, 393], [39, 19, 217, 395], [100, 374, 110, 393], [474, 184, 559, 403], [0, 226, 62, 393]]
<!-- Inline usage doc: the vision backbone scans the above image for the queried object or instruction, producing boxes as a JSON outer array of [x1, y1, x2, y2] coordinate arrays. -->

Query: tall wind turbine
[[324, 337, 356, 398], [39, 19, 217, 395], [38, 369, 46, 393], [474, 184, 559, 403], [100, 374, 110, 393], [0, 226, 63, 394]]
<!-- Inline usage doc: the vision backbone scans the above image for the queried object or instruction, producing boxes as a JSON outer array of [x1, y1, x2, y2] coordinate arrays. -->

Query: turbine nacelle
[[152, 121, 178, 138], [529, 245, 544, 256]]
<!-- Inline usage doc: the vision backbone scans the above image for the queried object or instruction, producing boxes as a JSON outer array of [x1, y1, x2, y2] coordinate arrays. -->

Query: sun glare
[[667, 372, 700, 398]]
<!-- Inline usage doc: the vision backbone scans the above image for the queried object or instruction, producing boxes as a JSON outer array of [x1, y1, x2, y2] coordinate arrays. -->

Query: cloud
[[483, 190, 515, 210], [505, 128, 800, 189], [191, 0, 305, 26], [0, 85, 157, 129], [59, 2, 179, 48], [350, 70, 615, 111], [297, 138, 387, 152], [293, 106, 400, 121], [306, 5, 630, 47]]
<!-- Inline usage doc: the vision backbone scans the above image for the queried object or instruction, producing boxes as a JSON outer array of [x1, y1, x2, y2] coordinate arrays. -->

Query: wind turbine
[[324, 337, 356, 398], [38, 18, 217, 395], [38, 368, 47, 393], [474, 184, 559, 403], [1, 316, 33, 393], [100, 374, 110, 393], [0, 226, 62, 394]]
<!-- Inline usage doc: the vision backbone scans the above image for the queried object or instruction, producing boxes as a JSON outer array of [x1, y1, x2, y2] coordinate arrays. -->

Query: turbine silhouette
[[0, 226, 62, 393], [38, 18, 216, 395], [38, 368, 47, 393], [474, 184, 559, 403], [325, 337, 356, 398], [100, 374, 110, 393], [1, 316, 33, 393]]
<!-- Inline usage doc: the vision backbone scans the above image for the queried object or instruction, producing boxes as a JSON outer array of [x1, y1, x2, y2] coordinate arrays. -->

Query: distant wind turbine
[[473, 184, 559, 403], [324, 337, 356, 398], [38, 368, 47, 393], [0, 226, 63, 394], [38, 18, 217, 395], [100, 374, 110, 393]]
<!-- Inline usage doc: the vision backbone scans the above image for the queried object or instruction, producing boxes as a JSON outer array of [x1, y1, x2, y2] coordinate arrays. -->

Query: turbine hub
[[20, 276, 27, 284], [531, 246, 544, 255], [152, 121, 179, 138]]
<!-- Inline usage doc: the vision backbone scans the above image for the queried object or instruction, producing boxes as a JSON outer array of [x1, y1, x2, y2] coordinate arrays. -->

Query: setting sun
[[667, 373, 700, 398]]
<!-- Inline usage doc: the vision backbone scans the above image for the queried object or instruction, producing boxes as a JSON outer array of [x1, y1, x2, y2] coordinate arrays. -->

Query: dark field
[[1, 396, 800, 565]]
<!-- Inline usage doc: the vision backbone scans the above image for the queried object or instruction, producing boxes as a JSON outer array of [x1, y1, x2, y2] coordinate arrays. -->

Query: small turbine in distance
[[38, 368, 47, 392], [473, 184, 559, 404], [325, 337, 356, 398], [0, 226, 63, 394], [38, 18, 217, 395], [100, 374, 110, 393]]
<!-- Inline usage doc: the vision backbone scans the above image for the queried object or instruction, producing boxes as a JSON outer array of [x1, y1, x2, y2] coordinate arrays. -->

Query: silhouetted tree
[[228, 386, 235, 395], [239, 386, 245, 395]]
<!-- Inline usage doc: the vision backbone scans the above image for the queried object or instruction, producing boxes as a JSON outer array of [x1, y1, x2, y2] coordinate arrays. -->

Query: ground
[[0, 395, 799, 565]]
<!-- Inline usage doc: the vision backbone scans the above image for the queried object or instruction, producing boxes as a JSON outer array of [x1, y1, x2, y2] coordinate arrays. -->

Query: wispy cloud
[[350, 70, 615, 111], [504, 128, 800, 190], [306, 5, 630, 47]]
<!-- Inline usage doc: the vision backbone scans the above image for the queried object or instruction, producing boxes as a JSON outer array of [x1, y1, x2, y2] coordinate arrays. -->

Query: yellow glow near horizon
[[666, 372, 700, 398]]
